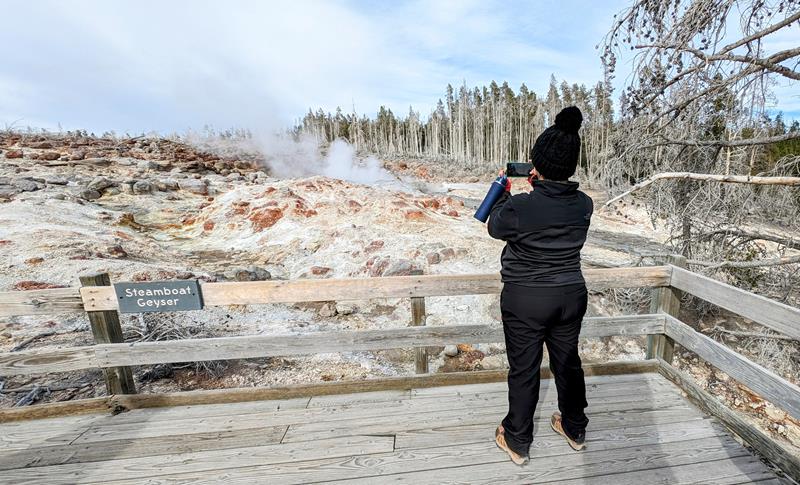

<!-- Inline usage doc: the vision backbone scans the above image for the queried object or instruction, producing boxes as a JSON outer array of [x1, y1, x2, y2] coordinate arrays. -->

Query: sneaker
[[550, 412, 586, 451], [494, 425, 529, 466]]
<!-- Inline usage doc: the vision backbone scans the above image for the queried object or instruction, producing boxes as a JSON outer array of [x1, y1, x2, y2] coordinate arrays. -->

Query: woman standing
[[488, 106, 592, 465]]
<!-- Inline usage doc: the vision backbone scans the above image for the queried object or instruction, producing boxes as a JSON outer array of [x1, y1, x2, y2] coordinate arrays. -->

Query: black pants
[[500, 282, 589, 455]]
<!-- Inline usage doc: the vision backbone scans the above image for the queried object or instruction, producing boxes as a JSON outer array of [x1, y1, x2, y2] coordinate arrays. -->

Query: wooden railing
[[1, 264, 799, 477]]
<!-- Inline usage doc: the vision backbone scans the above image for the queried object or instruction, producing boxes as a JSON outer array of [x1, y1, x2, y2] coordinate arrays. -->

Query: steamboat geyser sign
[[113, 280, 204, 313]]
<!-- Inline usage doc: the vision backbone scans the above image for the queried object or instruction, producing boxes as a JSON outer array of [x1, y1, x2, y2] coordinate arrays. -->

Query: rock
[[0, 177, 11, 185], [227, 173, 244, 182], [158, 179, 179, 191], [77, 188, 102, 200], [335, 302, 357, 315], [106, 244, 128, 258], [443, 345, 459, 357], [439, 248, 456, 260], [39, 151, 61, 161], [0, 186, 19, 199], [44, 176, 68, 185], [224, 266, 271, 281], [105, 187, 121, 196], [29, 141, 53, 149], [69, 150, 87, 160], [137, 160, 159, 171], [425, 252, 441, 265], [319, 302, 337, 318], [88, 176, 114, 191], [246, 172, 259, 182], [178, 179, 208, 195], [310, 266, 332, 276], [5, 149, 24, 159], [383, 259, 417, 277], [120, 181, 135, 194], [133, 180, 153, 194], [12, 179, 43, 192], [12, 281, 65, 290], [365, 240, 385, 253], [25, 257, 44, 265]]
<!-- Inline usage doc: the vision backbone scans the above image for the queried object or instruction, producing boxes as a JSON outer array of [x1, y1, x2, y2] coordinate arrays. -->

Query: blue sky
[[0, 0, 796, 134]]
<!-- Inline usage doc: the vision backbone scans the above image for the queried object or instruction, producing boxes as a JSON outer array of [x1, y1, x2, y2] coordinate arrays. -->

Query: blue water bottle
[[474, 175, 507, 223]]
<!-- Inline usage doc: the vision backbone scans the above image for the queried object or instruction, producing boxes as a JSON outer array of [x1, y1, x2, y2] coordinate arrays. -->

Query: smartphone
[[506, 162, 533, 178]]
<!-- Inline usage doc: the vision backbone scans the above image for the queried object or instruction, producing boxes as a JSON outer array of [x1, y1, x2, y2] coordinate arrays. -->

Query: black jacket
[[488, 180, 593, 287]]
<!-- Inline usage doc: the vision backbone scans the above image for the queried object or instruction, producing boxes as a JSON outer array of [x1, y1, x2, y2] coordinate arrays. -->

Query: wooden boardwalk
[[0, 372, 787, 484]]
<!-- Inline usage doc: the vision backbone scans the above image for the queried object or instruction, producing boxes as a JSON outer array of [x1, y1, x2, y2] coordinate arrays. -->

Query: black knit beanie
[[530, 106, 583, 181]]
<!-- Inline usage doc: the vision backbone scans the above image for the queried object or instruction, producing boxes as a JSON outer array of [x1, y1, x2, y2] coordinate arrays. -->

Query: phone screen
[[506, 162, 533, 177]]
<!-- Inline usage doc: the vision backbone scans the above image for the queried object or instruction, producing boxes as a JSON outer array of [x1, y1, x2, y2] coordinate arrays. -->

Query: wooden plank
[[102, 434, 754, 485], [0, 346, 97, 375], [670, 265, 800, 340], [647, 255, 686, 362], [74, 391, 695, 445], [80, 266, 672, 311], [1, 435, 394, 485], [409, 369, 665, 397], [0, 397, 110, 424], [279, 400, 700, 444], [333, 436, 754, 485], [395, 414, 715, 450], [410, 270, 428, 374], [104, 397, 311, 424], [0, 425, 287, 471], [90, 316, 664, 369], [665, 315, 800, 420], [2, 361, 657, 422], [658, 359, 800, 481], [0, 287, 84, 316], [96, 377, 682, 433], [80, 273, 136, 395], [553, 456, 779, 485]]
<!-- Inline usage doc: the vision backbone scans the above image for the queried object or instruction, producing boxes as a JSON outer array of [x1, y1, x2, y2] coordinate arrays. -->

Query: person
[[488, 106, 592, 465]]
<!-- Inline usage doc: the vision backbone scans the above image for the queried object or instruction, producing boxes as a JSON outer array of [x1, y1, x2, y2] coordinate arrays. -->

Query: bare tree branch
[[687, 254, 800, 269], [643, 131, 800, 148], [704, 326, 796, 341], [697, 228, 800, 250], [604, 172, 800, 208]]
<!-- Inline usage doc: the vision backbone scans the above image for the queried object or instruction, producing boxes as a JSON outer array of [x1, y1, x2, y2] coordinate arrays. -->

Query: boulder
[[157, 178, 179, 191], [223, 266, 271, 282], [12, 179, 43, 192], [0, 186, 20, 200], [443, 345, 459, 357], [137, 160, 159, 171], [319, 302, 337, 318], [133, 180, 154, 194], [335, 302, 358, 315], [178, 179, 208, 195], [77, 188, 102, 200], [4, 149, 23, 159], [383, 259, 418, 277], [88, 176, 114, 191], [44, 176, 69, 185], [39, 152, 61, 161], [425, 252, 441, 265]]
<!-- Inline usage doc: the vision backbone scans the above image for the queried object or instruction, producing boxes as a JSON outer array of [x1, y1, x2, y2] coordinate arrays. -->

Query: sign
[[114, 280, 204, 313]]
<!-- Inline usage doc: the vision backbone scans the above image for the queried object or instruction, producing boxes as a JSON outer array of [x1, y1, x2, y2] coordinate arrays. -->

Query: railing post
[[79, 273, 137, 395], [647, 255, 687, 363], [410, 270, 428, 374]]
